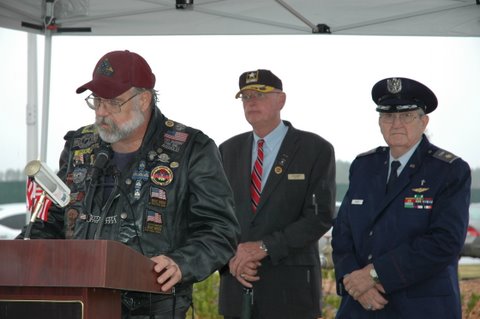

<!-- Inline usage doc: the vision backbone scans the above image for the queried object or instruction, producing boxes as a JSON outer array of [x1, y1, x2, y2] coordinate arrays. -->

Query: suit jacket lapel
[[238, 134, 255, 220], [255, 125, 297, 214]]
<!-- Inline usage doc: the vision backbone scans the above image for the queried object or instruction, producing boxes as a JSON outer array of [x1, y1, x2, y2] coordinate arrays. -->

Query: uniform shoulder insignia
[[432, 149, 459, 163], [357, 147, 384, 158]]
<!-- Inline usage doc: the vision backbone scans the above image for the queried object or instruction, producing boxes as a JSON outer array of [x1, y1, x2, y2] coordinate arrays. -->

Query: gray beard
[[95, 108, 145, 144]]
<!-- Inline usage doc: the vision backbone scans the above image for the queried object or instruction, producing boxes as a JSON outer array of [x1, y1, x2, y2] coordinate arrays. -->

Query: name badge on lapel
[[351, 199, 364, 205], [288, 173, 305, 180]]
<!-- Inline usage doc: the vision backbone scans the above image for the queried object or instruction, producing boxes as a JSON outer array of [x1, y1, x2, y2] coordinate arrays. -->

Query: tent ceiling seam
[[0, 3, 41, 23], [334, 3, 476, 33], [54, 4, 311, 33]]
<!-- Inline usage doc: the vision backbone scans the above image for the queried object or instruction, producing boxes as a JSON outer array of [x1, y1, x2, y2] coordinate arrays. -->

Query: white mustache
[[95, 116, 114, 127]]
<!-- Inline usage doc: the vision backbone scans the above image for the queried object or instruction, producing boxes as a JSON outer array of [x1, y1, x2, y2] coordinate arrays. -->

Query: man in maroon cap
[[18, 50, 240, 319]]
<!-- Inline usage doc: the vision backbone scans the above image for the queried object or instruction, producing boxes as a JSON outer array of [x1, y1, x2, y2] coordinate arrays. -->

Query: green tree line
[[1, 162, 480, 204]]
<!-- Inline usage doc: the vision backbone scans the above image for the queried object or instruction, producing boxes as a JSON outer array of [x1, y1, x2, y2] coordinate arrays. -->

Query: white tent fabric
[[1, 0, 479, 36], [0, 0, 479, 162]]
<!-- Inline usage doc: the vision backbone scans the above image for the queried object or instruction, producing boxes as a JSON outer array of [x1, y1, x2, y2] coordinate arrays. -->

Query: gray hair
[[133, 87, 158, 108]]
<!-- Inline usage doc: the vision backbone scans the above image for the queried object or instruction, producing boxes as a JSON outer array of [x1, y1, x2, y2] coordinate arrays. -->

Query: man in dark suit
[[332, 77, 471, 318], [218, 69, 336, 319]]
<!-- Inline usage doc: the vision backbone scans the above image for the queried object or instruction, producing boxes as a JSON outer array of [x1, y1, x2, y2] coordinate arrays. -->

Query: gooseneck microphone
[[23, 160, 71, 239], [24, 160, 71, 207]]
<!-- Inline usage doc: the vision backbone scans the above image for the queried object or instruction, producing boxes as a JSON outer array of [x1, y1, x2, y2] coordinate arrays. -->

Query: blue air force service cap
[[372, 77, 437, 114]]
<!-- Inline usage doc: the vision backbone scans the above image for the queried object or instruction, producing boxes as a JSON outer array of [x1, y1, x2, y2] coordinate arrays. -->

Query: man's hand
[[229, 259, 261, 288], [151, 255, 183, 292], [356, 287, 389, 311], [343, 264, 386, 299], [229, 241, 266, 287]]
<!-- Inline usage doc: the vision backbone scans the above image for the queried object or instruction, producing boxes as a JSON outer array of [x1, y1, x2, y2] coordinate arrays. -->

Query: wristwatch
[[259, 241, 268, 254], [370, 268, 380, 284]]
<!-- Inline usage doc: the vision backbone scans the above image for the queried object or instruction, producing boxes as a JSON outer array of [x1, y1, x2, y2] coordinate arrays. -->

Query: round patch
[[158, 153, 170, 163], [274, 166, 283, 174], [148, 150, 157, 161], [150, 165, 174, 186]]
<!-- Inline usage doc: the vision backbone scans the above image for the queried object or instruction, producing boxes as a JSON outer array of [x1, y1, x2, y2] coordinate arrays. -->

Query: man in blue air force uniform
[[332, 77, 471, 318]]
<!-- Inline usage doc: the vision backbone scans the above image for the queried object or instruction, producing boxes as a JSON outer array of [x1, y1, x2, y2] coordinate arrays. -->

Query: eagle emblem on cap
[[387, 78, 402, 94]]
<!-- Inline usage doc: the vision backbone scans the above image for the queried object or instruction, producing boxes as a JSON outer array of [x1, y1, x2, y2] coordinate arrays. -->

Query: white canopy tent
[[0, 0, 479, 162], [2, 0, 479, 36]]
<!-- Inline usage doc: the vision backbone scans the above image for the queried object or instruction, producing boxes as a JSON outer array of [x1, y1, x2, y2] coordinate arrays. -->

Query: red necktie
[[251, 139, 265, 213]]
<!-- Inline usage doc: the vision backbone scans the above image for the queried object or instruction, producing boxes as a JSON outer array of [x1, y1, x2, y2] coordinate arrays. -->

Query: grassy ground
[[187, 263, 480, 319], [321, 264, 480, 319], [460, 264, 480, 279], [459, 263, 480, 319]]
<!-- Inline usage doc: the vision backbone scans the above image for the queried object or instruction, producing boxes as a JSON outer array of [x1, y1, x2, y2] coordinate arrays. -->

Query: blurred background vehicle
[[462, 202, 480, 258], [0, 202, 27, 239], [319, 201, 340, 269], [3, 200, 479, 261], [319, 201, 480, 268]]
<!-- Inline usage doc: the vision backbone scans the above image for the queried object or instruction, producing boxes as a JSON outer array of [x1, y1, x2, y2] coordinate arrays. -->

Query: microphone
[[90, 147, 110, 181], [24, 160, 71, 208]]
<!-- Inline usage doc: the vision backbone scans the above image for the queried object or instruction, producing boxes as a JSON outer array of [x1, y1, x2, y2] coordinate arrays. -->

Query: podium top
[[0, 239, 163, 293]]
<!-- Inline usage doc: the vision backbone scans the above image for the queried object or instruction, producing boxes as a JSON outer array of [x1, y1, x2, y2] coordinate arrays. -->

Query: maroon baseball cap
[[76, 50, 156, 99]]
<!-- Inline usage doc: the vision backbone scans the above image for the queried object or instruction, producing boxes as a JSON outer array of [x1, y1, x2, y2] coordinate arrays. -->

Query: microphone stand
[[24, 190, 47, 240]]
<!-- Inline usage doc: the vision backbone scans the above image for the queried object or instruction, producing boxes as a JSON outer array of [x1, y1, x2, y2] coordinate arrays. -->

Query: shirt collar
[[253, 121, 288, 150], [389, 138, 422, 173]]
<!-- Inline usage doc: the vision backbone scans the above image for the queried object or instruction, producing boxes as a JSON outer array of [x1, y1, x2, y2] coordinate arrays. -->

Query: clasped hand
[[343, 264, 388, 311], [229, 241, 266, 288]]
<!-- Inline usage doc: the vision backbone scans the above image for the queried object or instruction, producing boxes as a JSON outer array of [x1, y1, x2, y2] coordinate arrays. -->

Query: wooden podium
[[0, 240, 163, 319]]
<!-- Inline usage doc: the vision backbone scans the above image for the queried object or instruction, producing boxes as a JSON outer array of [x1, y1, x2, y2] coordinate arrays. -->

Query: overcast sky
[[1, 28, 480, 174]]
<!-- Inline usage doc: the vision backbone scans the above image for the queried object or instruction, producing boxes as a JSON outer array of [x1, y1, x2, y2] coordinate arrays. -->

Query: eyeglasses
[[85, 92, 141, 113], [379, 112, 422, 124], [239, 91, 278, 102]]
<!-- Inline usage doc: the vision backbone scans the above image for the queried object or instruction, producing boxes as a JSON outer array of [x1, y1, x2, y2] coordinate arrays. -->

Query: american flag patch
[[164, 130, 188, 142], [146, 210, 162, 224], [151, 187, 167, 200]]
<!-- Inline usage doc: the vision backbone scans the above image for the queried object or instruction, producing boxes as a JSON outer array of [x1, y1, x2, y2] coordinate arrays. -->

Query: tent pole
[[40, 29, 52, 163], [275, 0, 318, 32], [27, 33, 39, 163]]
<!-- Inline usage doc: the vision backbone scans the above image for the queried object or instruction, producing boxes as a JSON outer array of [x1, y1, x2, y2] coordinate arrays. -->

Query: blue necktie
[[386, 160, 401, 193]]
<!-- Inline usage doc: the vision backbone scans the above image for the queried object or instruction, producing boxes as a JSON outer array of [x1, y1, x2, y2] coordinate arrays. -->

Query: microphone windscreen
[[94, 148, 110, 169]]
